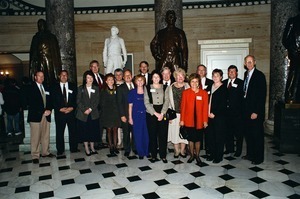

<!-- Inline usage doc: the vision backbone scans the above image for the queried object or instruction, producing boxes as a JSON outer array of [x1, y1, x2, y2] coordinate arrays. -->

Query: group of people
[[3, 54, 265, 166]]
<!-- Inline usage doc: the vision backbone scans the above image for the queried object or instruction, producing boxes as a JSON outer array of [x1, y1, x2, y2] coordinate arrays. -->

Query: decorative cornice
[[0, 0, 271, 16]]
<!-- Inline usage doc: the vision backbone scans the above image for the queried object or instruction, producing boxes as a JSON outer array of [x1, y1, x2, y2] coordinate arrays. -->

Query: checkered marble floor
[[0, 136, 299, 199]]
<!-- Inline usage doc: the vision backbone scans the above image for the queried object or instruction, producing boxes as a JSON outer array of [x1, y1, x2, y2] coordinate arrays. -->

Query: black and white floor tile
[[0, 136, 299, 199]]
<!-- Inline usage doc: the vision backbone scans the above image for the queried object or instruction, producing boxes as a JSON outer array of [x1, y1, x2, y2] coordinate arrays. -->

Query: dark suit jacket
[[92, 72, 105, 90], [116, 83, 130, 119], [76, 85, 100, 122], [243, 68, 267, 121], [203, 78, 213, 95], [51, 82, 77, 119], [26, 82, 52, 123], [223, 78, 244, 117]]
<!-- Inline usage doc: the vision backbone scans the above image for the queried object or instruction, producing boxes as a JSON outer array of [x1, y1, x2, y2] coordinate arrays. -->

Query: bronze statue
[[29, 19, 61, 87], [282, 13, 300, 103], [150, 10, 188, 73]]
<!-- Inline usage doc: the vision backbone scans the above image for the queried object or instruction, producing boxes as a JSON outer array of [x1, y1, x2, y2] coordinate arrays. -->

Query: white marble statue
[[103, 26, 127, 74]]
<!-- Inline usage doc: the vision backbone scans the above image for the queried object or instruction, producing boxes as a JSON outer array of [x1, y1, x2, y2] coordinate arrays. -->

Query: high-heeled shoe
[[196, 156, 203, 166], [85, 151, 91, 156], [91, 150, 98, 155], [180, 153, 187, 158], [114, 148, 120, 154], [187, 156, 195, 163], [174, 153, 179, 158]]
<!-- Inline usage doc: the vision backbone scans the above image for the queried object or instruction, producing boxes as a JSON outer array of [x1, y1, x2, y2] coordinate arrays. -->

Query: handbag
[[166, 108, 177, 120], [179, 126, 189, 139]]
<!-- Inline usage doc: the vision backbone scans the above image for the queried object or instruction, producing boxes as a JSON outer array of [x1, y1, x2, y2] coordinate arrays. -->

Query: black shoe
[[213, 159, 222, 164], [174, 153, 179, 158], [234, 152, 241, 157], [150, 157, 159, 163], [223, 150, 230, 155], [187, 156, 195, 163], [114, 148, 120, 154], [195, 156, 202, 164], [32, 159, 39, 164], [70, 149, 80, 153], [91, 150, 98, 155], [85, 151, 91, 156], [162, 158, 168, 163], [42, 153, 56, 158], [252, 161, 263, 165], [139, 156, 144, 159], [206, 156, 214, 161], [124, 152, 130, 157], [179, 153, 187, 158], [242, 155, 249, 160], [57, 152, 64, 156]]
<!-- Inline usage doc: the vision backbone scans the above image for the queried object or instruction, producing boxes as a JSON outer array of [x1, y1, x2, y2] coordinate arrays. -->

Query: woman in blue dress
[[128, 74, 149, 159]]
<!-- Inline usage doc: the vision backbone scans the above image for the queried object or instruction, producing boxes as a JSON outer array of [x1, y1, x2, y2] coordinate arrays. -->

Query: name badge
[[45, 91, 50, 95], [68, 90, 73, 93], [196, 96, 202, 100], [90, 89, 95, 93], [207, 91, 210, 95], [232, 83, 237, 88], [204, 85, 208, 89], [150, 89, 156, 92]]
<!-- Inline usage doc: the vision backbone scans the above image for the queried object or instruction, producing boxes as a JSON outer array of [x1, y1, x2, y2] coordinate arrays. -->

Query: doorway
[[198, 38, 252, 80]]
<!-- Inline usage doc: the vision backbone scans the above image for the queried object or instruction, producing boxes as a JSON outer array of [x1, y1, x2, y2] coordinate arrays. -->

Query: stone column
[[45, 0, 77, 84], [267, 0, 299, 134], [154, 0, 183, 32]]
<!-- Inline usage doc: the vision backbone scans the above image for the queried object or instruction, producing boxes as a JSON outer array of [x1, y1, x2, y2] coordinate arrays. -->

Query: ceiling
[[22, 0, 219, 8]]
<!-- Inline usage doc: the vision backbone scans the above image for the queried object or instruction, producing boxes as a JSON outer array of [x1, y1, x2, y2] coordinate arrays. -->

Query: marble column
[[267, 0, 299, 134], [154, 0, 183, 32], [45, 0, 77, 84]]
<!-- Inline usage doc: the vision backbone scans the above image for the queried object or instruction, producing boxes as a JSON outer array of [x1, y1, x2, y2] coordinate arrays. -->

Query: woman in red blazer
[[180, 73, 208, 166]]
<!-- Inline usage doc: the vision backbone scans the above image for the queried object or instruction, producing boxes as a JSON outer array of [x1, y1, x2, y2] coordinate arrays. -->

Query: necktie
[[97, 75, 102, 89], [63, 84, 67, 106], [243, 73, 249, 92], [129, 83, 133, 90], [40, 84, 46, 107], [228, 80, 232, 89]]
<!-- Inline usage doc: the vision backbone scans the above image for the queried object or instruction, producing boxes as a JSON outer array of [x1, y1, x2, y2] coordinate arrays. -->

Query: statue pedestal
[[19, 111, 69, 152], [274, 102, 300, 153]]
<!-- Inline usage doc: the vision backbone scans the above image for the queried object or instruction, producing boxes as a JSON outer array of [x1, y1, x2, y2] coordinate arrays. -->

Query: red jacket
[[180, 88, 208, 129]]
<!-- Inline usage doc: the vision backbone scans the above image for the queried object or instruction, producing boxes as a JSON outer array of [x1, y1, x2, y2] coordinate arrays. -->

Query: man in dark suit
[[51, 70, 78, 156], [116, 69, 135, 156], [197, 64, 213, 154], [89, 60, 106, 149], [223, 65, 244, 157], [161, 66, 175, 89], [139, 61, 152, 86], [242, 55, 267, 165], [25, 71, 55, 164]]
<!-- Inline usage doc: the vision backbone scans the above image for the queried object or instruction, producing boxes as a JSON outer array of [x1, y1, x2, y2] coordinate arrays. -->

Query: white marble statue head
[[111, 26, 119, 36]]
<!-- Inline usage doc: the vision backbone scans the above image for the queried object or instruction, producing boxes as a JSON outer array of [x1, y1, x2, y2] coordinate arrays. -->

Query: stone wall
[[0, 4, 270, 107]]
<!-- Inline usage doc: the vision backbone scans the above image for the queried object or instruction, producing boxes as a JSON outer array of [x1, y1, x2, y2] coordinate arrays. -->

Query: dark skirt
[[186, 127, 204, 142], [78, 115, 100, 142]]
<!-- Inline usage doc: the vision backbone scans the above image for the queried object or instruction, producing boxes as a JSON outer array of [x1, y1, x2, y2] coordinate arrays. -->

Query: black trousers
[[208, 118, 226, 161], [225, 115, 243, 155], [146, 113, 168, 159], [55, 112, 77, 153], [121, 121, 134, 153], [244, 118, 264, 163]]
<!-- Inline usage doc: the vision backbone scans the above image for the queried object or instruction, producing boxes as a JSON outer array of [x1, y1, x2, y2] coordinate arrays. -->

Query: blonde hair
[[173, 68, 186, 79]]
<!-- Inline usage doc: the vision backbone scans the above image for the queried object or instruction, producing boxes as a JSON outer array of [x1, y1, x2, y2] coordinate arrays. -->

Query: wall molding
[[0, 0, 271, 16]]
